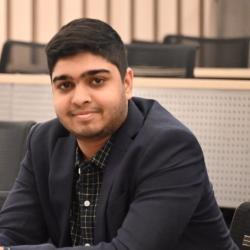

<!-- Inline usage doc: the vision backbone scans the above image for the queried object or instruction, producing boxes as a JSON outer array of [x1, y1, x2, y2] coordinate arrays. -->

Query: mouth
[[71, 109, 100, 121]]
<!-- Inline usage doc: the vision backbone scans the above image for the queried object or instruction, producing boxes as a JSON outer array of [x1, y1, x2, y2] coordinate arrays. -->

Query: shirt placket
[[80, 162, 94, 246]]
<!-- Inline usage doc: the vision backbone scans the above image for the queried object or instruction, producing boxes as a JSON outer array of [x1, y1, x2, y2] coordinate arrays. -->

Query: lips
[[70, 109, 101, 121], [73, 111, 97, 116], [71, 107, 100, 115]]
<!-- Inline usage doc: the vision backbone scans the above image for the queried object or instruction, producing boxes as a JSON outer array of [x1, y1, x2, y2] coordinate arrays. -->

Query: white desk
[[1, 74, 250, 209], [194, 67, 250, 80]]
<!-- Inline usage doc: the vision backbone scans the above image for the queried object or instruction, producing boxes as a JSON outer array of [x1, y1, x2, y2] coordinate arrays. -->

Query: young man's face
[[51, 52, 133, 142]]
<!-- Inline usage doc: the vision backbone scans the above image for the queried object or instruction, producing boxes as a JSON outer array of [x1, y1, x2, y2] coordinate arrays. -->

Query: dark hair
[[46, 18, 128, 79]]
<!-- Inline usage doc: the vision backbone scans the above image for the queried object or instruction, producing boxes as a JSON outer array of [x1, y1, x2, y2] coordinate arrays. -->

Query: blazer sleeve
[[114, 128, 236, 250], [0, 124, 49, 246], [111, 128, 207, 249]]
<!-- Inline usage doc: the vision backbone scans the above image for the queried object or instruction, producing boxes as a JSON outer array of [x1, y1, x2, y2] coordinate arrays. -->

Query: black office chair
[[163, 35, 250, 68], [0, 120, 36, 209], [230, 202, 250, 249], [221, 207, 235, 228], [126, 43, 196, 78], [131, 40, 161, 45], [0, 40, 49, 74]]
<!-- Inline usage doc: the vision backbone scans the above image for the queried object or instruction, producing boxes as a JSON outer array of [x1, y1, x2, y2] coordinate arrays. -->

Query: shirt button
[[85, 243, 91, 247], [84, 200, 91, 207]]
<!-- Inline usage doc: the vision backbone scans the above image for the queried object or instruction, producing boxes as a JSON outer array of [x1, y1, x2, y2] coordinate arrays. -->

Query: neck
[[76, 136, 110, 160]]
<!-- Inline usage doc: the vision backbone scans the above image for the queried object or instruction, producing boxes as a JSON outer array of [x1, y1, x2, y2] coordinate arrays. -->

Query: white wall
[[0, 0, 220, 49]]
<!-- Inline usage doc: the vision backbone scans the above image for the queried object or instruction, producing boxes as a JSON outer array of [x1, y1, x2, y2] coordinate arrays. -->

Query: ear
[[123, 67, 133, 100]]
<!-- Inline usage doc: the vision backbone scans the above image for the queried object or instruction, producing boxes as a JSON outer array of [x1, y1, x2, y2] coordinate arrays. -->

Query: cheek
[[102, 94, 121, 110], [104, 93, 127, 115], [53, 96, 67, 114]]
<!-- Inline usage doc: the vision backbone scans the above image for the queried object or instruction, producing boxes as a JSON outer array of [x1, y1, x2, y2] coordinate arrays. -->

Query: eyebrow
[[52, 69, 111, 84]]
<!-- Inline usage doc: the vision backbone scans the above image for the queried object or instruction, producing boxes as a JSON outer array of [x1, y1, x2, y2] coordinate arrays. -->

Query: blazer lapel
[[94, 100, 144, 243], [49, 134, 76, 246]]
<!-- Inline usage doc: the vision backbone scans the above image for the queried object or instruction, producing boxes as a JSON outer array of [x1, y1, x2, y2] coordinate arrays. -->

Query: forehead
[[52, 52, 118, 77]]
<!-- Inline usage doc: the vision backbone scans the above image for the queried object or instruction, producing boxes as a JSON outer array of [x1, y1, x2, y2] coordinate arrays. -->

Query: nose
[[71, 83, 91, 106]]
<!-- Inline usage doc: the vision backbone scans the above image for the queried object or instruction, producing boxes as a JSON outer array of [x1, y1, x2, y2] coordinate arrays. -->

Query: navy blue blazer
[[0, 97, 238, 250]]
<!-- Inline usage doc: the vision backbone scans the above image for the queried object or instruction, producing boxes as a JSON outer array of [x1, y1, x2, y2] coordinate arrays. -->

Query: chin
[[73, 128, 109, 140]]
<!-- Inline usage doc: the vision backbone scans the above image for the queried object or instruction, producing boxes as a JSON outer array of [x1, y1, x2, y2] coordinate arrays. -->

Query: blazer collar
[[49, 133, 76, 246], [94, 99, 144, 242]]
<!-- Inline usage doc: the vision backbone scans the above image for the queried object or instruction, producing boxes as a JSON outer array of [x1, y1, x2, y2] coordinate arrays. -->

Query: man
[[0, 18, 238, 250]]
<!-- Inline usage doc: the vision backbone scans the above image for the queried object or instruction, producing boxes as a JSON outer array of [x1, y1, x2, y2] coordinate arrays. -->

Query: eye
[[91, 77, 105, 86], [57, 81, 74, 91]]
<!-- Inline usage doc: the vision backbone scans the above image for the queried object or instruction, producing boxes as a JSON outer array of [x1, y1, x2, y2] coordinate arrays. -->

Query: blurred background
[[1, 0, 250, 51]]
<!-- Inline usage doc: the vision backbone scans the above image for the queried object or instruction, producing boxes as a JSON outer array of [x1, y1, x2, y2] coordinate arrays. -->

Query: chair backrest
[[163, 35, 250, 68], [230, 202, 250, 249], [0, 40, 49, 74], [0, 120, 36, 208], [131, 40, 162, 45], [126, 43, 196, 78]]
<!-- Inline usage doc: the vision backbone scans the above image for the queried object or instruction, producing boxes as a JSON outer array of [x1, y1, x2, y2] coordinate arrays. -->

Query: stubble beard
[[60, 98, 128, 141]]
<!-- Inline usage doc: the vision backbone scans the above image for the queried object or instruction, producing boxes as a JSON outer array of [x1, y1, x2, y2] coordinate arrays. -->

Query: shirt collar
[[75, 139, 112, 169]]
